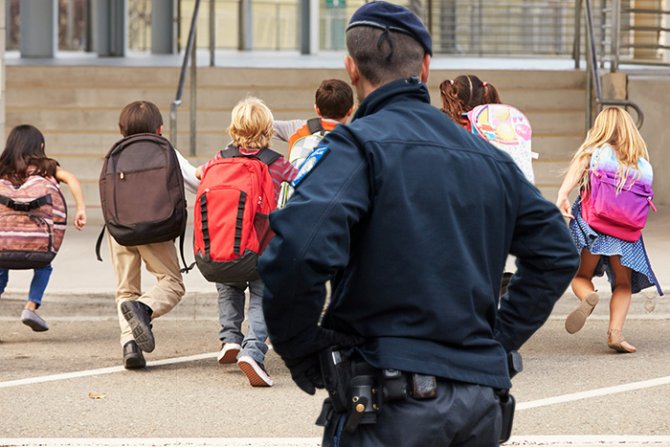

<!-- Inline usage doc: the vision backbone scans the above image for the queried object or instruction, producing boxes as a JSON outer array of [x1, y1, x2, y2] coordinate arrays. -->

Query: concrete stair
[[5, 64, 587, 221]]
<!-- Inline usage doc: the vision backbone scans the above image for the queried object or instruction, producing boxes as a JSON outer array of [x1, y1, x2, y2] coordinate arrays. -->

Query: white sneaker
[[217, 342, 241, 365], [237, 355, 273, 387]]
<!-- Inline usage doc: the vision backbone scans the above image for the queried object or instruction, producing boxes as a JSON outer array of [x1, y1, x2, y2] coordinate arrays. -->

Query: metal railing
[[170, 0, 202, 156], [582, 0, 644, 129], [610, 1, 670, 69]]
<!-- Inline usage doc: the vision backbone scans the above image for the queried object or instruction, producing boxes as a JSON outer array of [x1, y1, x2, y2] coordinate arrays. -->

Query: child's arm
[[173, 148, 200, 194], [273, 119, 306, 142], [555, 156, 589, 219], [55, 167, 87, 230], [195, 166, 203, 180]]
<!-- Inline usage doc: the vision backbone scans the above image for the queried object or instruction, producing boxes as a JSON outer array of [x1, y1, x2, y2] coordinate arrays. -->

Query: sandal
[[565, 292, 599, 334], [608, 329, 636, 353]]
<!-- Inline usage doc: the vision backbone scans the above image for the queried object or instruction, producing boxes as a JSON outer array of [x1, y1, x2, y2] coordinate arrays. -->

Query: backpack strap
[[0, 194, 51, 212], [178, 227, 195, 273], [306, 118, 325, 135], [95, 225, 106, 262], [220, 146, 281, 166]]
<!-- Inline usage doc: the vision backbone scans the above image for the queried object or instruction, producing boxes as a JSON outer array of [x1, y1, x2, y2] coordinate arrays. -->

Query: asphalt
[[1, 206, 670, 446]]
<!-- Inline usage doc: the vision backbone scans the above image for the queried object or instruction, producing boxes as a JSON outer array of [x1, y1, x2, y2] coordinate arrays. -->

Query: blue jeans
[[216, 278, 268, 364], [0, 265, 53, 308]]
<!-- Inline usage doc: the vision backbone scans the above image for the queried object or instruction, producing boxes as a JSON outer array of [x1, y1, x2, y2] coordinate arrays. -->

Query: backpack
[[0, 176, 67, 269], [580, 150, 655, 242], [467, 104, 537, 183], [97, 133, 189, 267], [278, 118, 335, 207], [193, 147, 280, 283]]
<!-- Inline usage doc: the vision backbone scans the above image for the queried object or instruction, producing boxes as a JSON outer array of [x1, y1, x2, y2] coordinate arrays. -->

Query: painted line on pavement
[[0, 352, 218, 389], [2, 437, 670, 446], [517, 374, 670, 410], [3, 352, 670, 414]]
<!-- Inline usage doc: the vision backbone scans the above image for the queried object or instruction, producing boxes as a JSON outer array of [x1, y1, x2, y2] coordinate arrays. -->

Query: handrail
[[170, 0, 202, 156], [583, 0, 644, 129]]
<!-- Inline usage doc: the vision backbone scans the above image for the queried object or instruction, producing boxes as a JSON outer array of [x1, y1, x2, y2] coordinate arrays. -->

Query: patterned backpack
[[467, 104, 537, 183], [0, 176, 67, 269]]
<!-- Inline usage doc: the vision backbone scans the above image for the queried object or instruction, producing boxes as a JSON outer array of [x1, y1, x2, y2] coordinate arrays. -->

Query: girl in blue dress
[[556, 107, 662, 354]]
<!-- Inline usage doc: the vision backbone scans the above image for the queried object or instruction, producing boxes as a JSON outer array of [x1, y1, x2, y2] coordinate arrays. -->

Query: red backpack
[[193, 147, 280, 283], [0, 176, 67, 269]]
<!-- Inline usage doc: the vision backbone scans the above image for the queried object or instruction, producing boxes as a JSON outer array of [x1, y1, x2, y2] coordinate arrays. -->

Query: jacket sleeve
[[494, 180, 580, 352], [258, 130, 370, 360]]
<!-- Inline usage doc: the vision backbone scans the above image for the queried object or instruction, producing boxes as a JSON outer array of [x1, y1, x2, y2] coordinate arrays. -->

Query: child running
[[556, 107, 662, 353], [108, 100, 199, 369], [0, 124, 87, 331], [195, 97, 297, 387]]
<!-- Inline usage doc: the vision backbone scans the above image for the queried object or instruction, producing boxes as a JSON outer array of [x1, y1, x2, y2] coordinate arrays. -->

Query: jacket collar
[[352, 77, 431, 121]]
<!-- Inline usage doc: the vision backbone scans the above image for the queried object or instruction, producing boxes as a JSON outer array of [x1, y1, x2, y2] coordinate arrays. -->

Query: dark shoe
[[120, 301, 155, 353], [21, 309, 49, 332], [123, 340, 146, 369]]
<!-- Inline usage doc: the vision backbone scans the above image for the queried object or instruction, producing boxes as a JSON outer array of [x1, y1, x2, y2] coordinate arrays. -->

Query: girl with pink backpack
[[556, 107, 661, 353]]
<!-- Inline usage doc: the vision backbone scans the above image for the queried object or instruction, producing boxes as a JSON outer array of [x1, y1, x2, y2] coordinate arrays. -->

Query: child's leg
[[108, 234, 143, 346], [240, 278, 269, 363], [566, 248, 601, 334], [0, 268, 8, 297], [26, 264, 53, 310], [216, 282, 245, 344], [237, 278, 272, 386], [136, 241, 185, 318], [20, 265, 52, 332], [571, 248, 601, 299], [607, 255, 635, 353]]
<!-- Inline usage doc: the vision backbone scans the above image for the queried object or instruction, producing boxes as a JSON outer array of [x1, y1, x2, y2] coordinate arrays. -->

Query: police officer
[[258, 2, 580, 446]]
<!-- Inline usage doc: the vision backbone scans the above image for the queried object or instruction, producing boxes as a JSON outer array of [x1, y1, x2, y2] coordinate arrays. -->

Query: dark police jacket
[[259, 78, 579, 390]]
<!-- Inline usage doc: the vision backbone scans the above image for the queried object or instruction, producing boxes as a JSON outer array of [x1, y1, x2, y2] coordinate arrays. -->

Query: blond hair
[[227, 97, 274, 149], [572, 107, 649, 191]]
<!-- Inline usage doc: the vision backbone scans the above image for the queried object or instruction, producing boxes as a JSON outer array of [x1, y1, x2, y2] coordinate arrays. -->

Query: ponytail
[[481, 81, 501, 104], [439, 79, 470, 127]]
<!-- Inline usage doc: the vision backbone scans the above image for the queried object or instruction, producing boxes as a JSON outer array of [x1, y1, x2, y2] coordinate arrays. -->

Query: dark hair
[[118, 100, 164, 137], [315, 79, 354, 120], [0, 124, 58, 185], [346, 26, 424, 86], [439, 75, 501, 127]]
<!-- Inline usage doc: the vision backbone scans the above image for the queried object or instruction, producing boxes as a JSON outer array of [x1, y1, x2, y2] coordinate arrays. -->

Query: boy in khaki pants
[[108, 100, 198, 369]]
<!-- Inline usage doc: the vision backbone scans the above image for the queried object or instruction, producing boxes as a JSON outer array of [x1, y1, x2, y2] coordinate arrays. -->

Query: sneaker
[[120, 301, 155, 352], [123, 340, 146, 369], [217, 342, 241, 365], [21, 309, 49, 332], [237, 355, 273, 387]]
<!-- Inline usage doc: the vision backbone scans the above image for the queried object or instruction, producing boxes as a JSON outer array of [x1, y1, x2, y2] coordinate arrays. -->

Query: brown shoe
[[565, 292, 599, 334], [608, 329, 636, 353]]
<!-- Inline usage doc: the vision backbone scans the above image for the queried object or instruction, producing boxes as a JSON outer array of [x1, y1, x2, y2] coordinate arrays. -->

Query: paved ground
[[1, 207, 670, 446]]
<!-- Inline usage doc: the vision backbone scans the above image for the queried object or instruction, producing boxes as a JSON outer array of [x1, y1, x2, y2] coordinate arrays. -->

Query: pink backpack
[[581, 169, 655, 242]]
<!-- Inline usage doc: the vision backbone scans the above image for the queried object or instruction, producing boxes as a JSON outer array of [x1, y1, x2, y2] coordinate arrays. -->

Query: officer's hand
[[283, 354, 323, 395], [282, 328, 364, 395], [315, 328, 364, 351]]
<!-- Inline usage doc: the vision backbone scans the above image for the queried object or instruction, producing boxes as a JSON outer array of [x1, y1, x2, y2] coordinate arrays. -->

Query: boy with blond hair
[[196, 97, 296, 387]]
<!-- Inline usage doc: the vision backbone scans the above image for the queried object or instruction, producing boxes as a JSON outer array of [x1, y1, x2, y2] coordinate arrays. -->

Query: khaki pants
[[108, 234, 185, 346]]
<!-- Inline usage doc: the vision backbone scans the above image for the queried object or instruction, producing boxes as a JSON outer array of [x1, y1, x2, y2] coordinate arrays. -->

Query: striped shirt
[[201, 146, 298, 200]]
